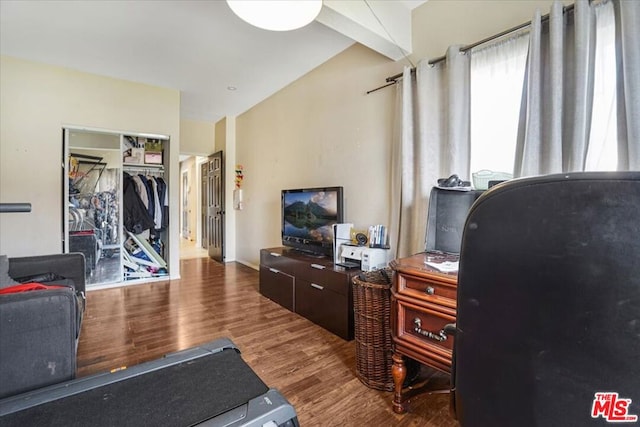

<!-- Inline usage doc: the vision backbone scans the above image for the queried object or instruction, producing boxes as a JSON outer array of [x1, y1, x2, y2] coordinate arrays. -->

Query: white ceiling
[[0, 1, 425, 123]]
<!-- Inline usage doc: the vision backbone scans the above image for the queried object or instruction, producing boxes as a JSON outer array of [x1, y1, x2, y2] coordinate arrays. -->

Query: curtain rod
[[367, 3, 575, 94]]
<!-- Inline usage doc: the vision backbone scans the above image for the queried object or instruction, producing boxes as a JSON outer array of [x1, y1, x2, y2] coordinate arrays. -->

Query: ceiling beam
[[316, 0, 413, 61]]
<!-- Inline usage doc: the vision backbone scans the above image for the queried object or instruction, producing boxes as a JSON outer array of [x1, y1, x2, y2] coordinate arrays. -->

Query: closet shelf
[[123, 164, 165, 175]]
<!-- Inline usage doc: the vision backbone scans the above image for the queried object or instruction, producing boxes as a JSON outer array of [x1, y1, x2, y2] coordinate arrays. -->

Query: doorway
[[178, 156, 207, 260], [178, 153, 224, 261], [181, 170, 189, 239]]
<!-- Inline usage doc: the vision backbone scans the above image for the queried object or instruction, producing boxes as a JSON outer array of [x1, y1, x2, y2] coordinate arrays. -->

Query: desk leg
[[391, 353, 406, 413]]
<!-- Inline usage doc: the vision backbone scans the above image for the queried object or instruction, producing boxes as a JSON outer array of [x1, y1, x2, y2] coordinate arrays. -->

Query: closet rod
[[123, 165, 165, 174], [367, 3, 575, 94]]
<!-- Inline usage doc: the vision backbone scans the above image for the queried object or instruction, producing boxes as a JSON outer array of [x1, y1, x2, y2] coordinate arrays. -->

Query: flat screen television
[[425, 187, 483, 254], [281, 186, 344, 257]]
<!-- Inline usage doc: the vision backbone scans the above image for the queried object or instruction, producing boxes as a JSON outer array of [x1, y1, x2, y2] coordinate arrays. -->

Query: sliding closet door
[[64, 128, 123, 287], [121, 135, 170, 281]]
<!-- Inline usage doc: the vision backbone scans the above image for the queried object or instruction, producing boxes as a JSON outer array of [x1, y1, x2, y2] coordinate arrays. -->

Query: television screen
[[425, 188, 483, 254], [282, 187, 343, 257]]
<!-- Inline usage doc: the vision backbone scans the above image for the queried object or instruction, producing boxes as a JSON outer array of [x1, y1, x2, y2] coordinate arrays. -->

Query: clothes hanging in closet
[[123, 172, 168, 234], [131, 175, 149, 209], [157, 177, 169, 230]]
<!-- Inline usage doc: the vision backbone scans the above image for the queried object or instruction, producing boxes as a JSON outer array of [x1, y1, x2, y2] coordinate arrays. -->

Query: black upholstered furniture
[[0, 253, 86, 398], [451, 172, 640, 426]]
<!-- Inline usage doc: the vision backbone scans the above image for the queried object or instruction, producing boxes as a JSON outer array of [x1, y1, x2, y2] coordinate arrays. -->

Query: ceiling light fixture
[[226, 0, 322, 32]]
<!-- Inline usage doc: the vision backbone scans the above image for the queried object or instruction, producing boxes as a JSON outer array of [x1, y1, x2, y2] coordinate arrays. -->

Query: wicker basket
[[352, 269, 394, 391]]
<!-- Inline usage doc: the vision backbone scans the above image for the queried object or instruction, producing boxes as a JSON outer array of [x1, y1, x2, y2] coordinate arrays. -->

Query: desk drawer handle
[[269, 268, 281, 274], [414, 318, 447, 342], [310, 264, 326, 270], [311, 283, 324, 291], [269, 252, 281, 257], [425, 286, 435, 295]]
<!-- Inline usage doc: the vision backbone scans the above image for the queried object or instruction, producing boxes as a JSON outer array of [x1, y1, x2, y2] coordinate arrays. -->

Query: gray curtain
[[514, 0, 597, 176], [614, 0, 640, 170], [389, 67, 416, 260], [390, 47, 470, 259], [515, 0, 638, 175]]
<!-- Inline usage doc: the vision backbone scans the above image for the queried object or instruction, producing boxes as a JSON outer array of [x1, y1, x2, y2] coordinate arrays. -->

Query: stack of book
[[368, 224, 389, 248]]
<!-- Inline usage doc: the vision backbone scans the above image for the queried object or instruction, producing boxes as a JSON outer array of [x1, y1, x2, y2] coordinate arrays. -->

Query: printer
[[339, 245, 390, 271]]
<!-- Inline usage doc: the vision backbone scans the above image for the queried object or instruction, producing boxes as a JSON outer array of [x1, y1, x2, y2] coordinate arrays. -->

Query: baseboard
[[235, 259, 259, 271]]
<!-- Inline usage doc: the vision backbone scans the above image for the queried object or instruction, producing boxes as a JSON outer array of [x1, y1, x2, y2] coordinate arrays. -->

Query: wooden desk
[[390, 252, 458, 413]]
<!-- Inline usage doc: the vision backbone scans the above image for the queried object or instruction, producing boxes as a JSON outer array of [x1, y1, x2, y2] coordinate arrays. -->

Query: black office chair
[[451, 172, 640, 426]]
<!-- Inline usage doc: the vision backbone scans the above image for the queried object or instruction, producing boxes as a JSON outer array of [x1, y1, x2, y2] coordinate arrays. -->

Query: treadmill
[[0, 338, 299, 427]]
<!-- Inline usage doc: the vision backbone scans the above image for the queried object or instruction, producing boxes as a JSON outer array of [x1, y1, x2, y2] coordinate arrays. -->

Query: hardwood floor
[[77, 257, 459, 426], [179, 237, 208, 260]]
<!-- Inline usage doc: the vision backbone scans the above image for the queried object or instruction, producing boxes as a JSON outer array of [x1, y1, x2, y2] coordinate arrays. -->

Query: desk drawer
[[397, 273, 456, 305], [396, 299, 455, 353]]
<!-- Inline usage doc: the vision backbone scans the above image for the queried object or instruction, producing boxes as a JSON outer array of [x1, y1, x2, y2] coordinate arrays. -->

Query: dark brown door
[[206, 151, 224, 262]]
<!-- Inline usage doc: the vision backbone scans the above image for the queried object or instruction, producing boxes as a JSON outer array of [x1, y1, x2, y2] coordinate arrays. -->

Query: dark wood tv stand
[[259, 247, 359, 340]]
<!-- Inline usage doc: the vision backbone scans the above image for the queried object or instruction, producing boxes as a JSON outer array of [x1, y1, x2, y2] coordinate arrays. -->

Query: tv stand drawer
[[296, 264, 348, 296], [295, 278, 351, 340], [260, 250, 296, 275], [259, 266, 294, 311]]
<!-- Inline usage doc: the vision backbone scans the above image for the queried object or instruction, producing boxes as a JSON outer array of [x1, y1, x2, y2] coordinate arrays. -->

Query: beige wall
[[0, 56, 181, 279], [180, 118, 215, 156], [233, 0, 567, 268], [235, 43, 400, 268], [213, 116, 237, 262], [215, 118, 227, 154], [223, 117, 237, 262]]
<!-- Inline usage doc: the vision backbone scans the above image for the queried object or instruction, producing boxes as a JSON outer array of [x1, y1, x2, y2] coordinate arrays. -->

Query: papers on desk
[[424, 260, 459, 273]]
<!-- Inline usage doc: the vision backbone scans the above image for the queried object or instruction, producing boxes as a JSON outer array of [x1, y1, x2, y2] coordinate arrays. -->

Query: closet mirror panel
[[65, 129, 123, 286]]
